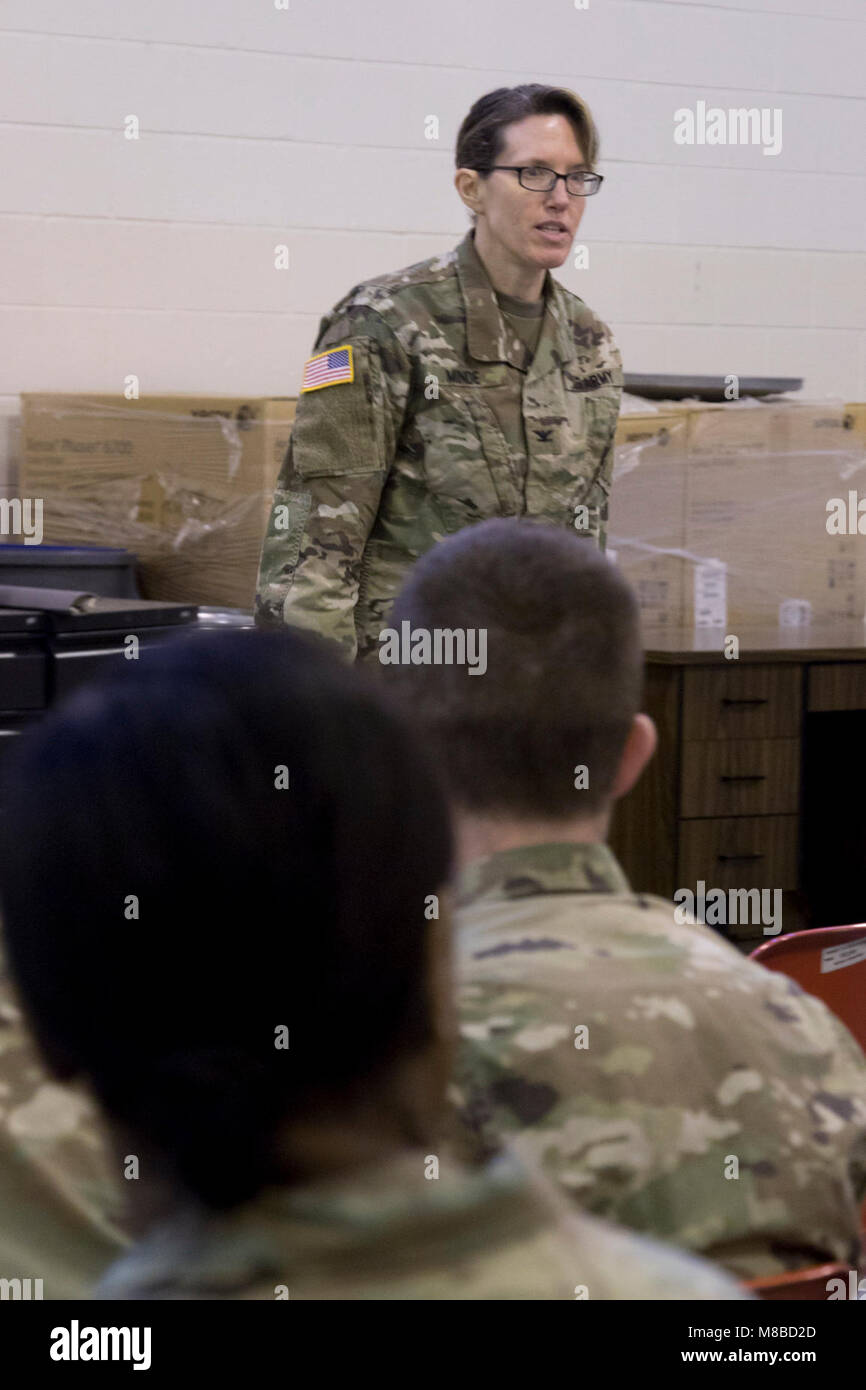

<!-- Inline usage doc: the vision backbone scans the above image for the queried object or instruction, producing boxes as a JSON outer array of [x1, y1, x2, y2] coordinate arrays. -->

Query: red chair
[[751, 924, 866, 1242], [745, 1262, 856, 1301], [749, 924, 866, 1053]]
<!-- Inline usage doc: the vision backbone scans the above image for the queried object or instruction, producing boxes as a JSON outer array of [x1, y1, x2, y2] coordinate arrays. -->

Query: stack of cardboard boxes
[[19, 394, 296, 610], [16, 391, 866, 627], [610, 400, 866, 631]]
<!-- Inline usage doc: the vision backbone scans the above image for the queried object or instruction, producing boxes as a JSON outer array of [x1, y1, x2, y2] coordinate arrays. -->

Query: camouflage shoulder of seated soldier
[[0, 966, 128, 1253], [454, 896, 866, 1278]]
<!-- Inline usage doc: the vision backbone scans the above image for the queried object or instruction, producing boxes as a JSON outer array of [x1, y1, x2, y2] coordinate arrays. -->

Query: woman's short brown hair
[[455, 84, 600, 177]]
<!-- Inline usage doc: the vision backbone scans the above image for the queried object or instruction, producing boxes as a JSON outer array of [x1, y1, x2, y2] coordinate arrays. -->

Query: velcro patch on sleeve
[[300, 345, 354, 392]]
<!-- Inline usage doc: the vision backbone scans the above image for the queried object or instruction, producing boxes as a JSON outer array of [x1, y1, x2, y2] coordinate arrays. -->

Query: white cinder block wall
[[1, 0, 864, 487]]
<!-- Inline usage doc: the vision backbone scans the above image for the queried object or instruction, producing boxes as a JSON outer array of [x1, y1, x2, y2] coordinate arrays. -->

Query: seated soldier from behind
[[0, 629, 743, 1300], [383, 518, 866, 1281]]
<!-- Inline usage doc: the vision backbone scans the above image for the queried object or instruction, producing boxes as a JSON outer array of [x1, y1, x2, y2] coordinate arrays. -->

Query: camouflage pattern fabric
[[0, 951, 743, 1304], [0, 945, 740, 1304], [255, 229, 622, 660], [0, 956, 128, 1298], [95, 1149, 746, 1301], [452, 841, 866, 1280]]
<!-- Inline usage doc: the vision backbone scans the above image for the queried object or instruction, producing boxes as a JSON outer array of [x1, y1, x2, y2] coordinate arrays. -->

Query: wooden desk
[[608, 623, 866, 936]]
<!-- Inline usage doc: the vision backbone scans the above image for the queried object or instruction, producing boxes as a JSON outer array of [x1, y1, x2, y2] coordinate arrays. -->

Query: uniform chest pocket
[[550, 384, 620, 533], [580, 387, 620, 458], [411, 383, 517, 529]]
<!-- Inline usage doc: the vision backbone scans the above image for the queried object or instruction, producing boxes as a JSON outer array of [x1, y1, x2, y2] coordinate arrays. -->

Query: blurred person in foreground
[[383, 518, 866, 1281], [0, 629, 743, 1299]]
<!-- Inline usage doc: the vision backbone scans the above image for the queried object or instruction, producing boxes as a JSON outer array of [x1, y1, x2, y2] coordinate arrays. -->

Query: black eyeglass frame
[[484, 166, 604, 196]]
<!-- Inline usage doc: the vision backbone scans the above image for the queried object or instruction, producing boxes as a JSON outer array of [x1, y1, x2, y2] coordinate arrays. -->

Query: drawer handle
[[719, 774, 766, 784], [717, 853, 764, 863], [720, 697, 768, 708]]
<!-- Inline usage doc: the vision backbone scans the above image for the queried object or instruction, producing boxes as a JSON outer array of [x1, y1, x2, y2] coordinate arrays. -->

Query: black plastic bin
[[0, 544, 139, 599]]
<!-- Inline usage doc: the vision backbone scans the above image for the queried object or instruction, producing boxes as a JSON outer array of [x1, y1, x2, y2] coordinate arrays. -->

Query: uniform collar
[[455, 230, 576, 377], [94, 1150, 542, 1299], [456, 840, 631, 909]]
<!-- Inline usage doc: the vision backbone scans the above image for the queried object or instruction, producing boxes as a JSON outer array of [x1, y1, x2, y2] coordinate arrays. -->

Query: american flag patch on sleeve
[[300, 345, 354, 392]]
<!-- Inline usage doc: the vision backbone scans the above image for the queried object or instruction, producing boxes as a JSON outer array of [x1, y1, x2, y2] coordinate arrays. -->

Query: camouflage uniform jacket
[[452, 841, 866, 1280], [95, 1149, 744, 1301], [0, 957, 128, 1299], [255, 229, 623, 659], [0, 954, 739, 1304]]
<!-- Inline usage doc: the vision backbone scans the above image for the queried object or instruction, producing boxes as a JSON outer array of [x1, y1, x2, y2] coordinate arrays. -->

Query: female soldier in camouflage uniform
[[255, 84, 622, 660]]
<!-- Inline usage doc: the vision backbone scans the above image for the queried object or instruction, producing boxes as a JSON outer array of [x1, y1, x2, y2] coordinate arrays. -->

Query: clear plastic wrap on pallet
[[18, 394, 296, 610], [610, 400, 866, 632]]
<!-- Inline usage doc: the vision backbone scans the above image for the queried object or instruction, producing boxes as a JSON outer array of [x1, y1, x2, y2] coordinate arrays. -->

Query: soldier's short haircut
[[0, 630, 453, 1210], [386, 520, 643, 819], [456, 84, 600, 203]]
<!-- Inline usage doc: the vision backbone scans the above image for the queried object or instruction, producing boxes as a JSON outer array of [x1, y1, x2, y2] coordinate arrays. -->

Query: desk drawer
[[808, 664, 866, 712], [682, 665, 801, 740], [680, 739, 800, 817], [678, 815, 798, 891]]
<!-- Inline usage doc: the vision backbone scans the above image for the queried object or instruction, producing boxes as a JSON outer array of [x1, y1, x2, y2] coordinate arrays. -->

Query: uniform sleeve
[[255, 309, 411, 658], [596, 346, 622, 553], [581, 331, 622, 552], [595, 425, 616, 552]]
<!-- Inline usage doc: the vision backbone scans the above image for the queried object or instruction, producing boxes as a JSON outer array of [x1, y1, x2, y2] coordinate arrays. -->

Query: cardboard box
[[844, 403, 866, 445], [614, 408, 691, 449], [20, 394, 296, 609], [684, 403, 866, 630], [610, 411, 690, 629], [686, 399, 859, 456], [611, 401, 866, 632]]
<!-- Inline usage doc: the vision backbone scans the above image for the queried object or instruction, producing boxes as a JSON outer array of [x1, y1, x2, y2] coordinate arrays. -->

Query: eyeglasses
[[486, 165, 603, 197]]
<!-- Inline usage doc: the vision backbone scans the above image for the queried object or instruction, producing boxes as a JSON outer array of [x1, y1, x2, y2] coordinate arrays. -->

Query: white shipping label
[[821, 937, 866, 974], [779, 599, 812, 627], [694, 561, 727, 628]]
